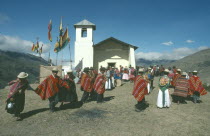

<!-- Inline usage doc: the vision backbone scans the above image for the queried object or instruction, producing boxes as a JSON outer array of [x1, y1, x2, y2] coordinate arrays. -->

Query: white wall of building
[[74, 26, 94, 69], [129, 47, 136, 68], [94, 40, 130, 70]]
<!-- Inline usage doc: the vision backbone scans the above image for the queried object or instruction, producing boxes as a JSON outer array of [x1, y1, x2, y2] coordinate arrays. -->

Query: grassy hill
[[0, 50, 50, 89], [166, 48, 210, 84]]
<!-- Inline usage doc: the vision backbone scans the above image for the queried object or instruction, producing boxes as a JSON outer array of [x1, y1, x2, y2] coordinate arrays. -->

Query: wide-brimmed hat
[[164, 69, 169, 73], [66, 69, 73, 73], [139, 68, 144, 72], [52, 67, 59, 72], [181, 72, 187, 76], [177, 69, 181, 72], [17, 72, 28, 78]]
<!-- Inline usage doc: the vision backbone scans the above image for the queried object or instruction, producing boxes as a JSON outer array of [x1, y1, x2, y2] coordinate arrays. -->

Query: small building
[[74, 19, 138, 70], [93, 37, 138, 70]]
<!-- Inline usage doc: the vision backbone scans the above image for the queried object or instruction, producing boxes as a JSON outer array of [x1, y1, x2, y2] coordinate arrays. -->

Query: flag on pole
[[48, 20, 52, 42], [39, 44, 43, 54], [54, 38, 60, 53], [31, 43, 35, 51], [35, 41, 39, 53], [60, 28, 70, 49], [59, 17, 63, 48]]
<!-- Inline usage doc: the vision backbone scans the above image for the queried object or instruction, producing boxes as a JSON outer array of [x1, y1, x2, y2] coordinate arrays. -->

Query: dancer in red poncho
[[189, 70, 207, 103], [5, 72, 29, 121], [93, 67, 106, 103], [132, 68, 149, 112], [34, 67, 69, 112]]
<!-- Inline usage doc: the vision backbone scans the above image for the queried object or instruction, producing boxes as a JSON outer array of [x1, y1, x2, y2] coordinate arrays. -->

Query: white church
[[74, 19, 138, 70]]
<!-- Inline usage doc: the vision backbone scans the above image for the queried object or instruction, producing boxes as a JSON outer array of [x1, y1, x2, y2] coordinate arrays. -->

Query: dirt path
[[0, 77, 209, 136]]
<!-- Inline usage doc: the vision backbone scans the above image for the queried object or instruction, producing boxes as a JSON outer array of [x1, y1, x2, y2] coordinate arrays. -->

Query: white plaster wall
[[129, 47, 136, 68], [75, 42, 93, 69], [74, 26, 94, 69], [98, 59, 129, 69], [94, 40, 130, 70], [75, 27, 93, 42]]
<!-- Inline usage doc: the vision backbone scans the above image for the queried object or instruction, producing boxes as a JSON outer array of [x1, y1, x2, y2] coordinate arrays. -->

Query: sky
[[0, 0, 210, 65]]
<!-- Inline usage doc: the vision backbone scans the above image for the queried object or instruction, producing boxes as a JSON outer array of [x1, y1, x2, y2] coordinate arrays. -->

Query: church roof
[[94, 37, 138, 50], [74, 19, 96, 30]]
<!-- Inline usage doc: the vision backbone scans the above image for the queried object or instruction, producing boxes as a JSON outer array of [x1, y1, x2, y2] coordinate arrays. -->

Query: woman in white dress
[[157, 69, 171, 108], [105, 68, 112, 90]]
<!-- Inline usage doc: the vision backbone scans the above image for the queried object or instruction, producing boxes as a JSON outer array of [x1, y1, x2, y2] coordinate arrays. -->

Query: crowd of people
[[4, 65, 208, 120]]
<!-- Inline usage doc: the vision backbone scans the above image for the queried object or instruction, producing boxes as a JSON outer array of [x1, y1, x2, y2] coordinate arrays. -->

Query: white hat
[[17, 72, 28, 78], [181, 72, 187, 76], [177, 69, 181, 72], [164, 69, 169, 73], [52, 67, 59, 72], [193, 70, 198, 73], [139, 68, 144, 72], [148, 67, 151, 70], [66, 69, 73, 73]]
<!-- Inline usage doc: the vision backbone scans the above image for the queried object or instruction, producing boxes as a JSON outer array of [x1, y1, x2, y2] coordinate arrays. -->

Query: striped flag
[[59, 18, 63, 47], [60, 28, 70, 49], [35, 41, 39, 53], [31, 43, 35, 51], [39, 44, 43, 54], [48, 20, 52, 42], [54, 39, 60, 53]]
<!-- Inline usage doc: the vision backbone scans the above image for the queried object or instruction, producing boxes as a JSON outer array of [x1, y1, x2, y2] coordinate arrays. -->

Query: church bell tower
[[74, 19, 96, 70]]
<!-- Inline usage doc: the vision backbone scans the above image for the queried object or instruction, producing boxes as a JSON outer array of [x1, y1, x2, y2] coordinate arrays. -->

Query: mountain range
[[165, 48, 210, 84], [0, 50, 49, 89]]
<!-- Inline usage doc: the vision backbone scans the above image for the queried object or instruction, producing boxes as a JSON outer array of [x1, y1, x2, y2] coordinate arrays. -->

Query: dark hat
[[89, 67, 94, 70], [83, 67, 89, 72], [100, 67, 106, 71]]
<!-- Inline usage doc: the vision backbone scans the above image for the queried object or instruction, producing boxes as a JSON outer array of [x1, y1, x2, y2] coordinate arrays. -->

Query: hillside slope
[[166, 48, 210, 83], [0, 50, 50, 88]]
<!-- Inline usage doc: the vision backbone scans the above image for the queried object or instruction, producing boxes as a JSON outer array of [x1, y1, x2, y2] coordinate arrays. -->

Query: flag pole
[[68, 43, 72, 70], [56, 52, 58, 65]]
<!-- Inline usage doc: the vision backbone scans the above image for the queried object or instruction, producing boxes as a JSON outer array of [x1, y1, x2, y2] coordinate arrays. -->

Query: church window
[[82, 29, 87, 37]]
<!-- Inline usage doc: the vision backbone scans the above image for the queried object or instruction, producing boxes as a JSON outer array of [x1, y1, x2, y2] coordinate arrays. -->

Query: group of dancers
[[4, 66, 208, 120], [133, 68, 208, 112]]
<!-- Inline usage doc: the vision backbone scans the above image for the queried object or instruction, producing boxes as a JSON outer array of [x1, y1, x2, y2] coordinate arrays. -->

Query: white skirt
[[147, 83, 150, 94], [111, 77, 115, 87], [105, 78, 112, 90], [157, 89, 171, 108]]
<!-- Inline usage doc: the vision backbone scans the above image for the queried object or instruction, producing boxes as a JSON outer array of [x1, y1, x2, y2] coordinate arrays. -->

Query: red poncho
[[93, 73, 106, 94], [35, 75, 69, 100], [189, 76, 207, 95], [80, 73, 88, 88], [173, 77, 189, 97], [7, 79, 28, 100], [132, 75, 148, 102], [171, 73, 181, 87]]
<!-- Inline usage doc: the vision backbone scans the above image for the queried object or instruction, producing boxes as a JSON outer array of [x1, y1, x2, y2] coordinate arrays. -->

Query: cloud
[[135, 46, 209, 60], [0, 34, 50, 54], [162, 41, 173, 46], [186, 40, 195, 43], [0, 13, 10, 24]]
